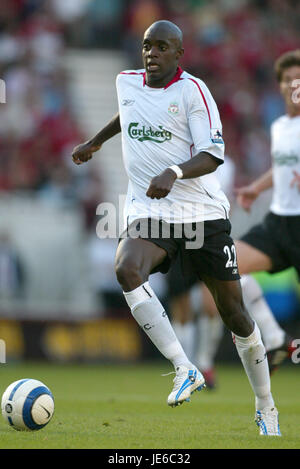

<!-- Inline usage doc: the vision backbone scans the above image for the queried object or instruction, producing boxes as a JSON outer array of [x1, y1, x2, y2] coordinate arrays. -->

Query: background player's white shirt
[[116, 68, 229, 226], [216, 155, 235, 201], [270, 114, 300, 216]]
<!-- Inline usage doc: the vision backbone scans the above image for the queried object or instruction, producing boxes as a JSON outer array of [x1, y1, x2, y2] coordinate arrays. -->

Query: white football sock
[[241, 275, 285, 351], [195, 315, 223, 371], [233, 322, 275, 411], [124, 282, 192, 370]]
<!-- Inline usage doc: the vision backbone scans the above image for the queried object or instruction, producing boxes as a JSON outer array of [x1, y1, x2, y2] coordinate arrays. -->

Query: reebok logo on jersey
[[122, 99, 135, 106], [128, 122, 172, 143]]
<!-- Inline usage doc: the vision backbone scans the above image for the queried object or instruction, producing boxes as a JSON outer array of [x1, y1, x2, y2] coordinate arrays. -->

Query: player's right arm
[[235, 168, 273, 212], [72, 112, 121, 165]]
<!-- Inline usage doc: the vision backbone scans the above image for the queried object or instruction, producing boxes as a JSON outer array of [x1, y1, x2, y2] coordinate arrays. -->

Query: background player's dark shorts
[[167, 255, 199, 298], [240, 212, 300, 279], [120, 218, 240, 282]]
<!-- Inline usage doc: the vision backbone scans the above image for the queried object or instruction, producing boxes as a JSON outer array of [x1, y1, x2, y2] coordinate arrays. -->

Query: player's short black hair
[[274, 49, 300, 82]]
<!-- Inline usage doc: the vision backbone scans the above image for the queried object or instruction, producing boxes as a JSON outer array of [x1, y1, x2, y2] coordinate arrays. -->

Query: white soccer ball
[[1, 378, 54, 431]]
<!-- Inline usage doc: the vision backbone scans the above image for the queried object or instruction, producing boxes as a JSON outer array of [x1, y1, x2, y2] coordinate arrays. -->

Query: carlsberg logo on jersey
[[273, 151, 299, 166], [128, 122, 172, 143]]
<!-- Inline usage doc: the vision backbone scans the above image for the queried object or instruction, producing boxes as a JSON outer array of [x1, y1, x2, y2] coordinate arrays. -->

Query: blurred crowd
[[0, 0, 300, 203], [0, 0, 103, 230]]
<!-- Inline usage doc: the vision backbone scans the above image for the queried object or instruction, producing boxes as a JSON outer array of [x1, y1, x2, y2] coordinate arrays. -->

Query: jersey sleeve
[[186, 79, 225, 163]]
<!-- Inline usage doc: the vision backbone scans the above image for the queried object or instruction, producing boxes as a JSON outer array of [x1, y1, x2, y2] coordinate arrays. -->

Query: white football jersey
[[116, 67, 230, 225], [270, 114, 300, 215]]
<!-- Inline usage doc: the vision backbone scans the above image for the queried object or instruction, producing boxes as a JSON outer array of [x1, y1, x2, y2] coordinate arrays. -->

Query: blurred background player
[[235, 49, 300, 373]]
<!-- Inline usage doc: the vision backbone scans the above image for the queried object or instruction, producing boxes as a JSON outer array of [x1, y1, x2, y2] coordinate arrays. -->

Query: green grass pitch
[[0, 361, 299, 449]]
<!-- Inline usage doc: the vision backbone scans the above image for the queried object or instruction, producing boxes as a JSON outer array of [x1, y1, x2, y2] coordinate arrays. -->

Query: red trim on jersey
[[119, 71, 144, 75], [188, 78, 212, 128], [189, 143, 194, 158], [119, 70, 146, 86], [120, 71, 145, 81], [119, 67, 183, 90], [144, 66, 183, 89], [163, 66, 184, 89]]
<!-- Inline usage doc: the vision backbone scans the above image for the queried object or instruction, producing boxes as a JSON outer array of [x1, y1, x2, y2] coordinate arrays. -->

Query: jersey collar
[[143, 66, 183, 89]]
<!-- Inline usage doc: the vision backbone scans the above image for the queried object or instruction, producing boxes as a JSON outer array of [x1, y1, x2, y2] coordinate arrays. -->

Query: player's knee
[[115, 258, 142, 291]]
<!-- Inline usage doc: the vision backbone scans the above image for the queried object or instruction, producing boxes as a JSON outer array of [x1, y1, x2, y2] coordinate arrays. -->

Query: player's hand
[[290, 170, 300, 191], [235, 184, 259, 212], [146, 169, 177, 199], [72, 142, 99, 165]]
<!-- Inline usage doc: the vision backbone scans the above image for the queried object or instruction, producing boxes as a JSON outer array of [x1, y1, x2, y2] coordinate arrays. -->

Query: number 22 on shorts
[[224, 244, 237, 268]]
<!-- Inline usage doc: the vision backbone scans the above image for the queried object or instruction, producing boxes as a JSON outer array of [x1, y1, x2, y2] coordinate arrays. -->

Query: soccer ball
[[1, 378, 54, 431]]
